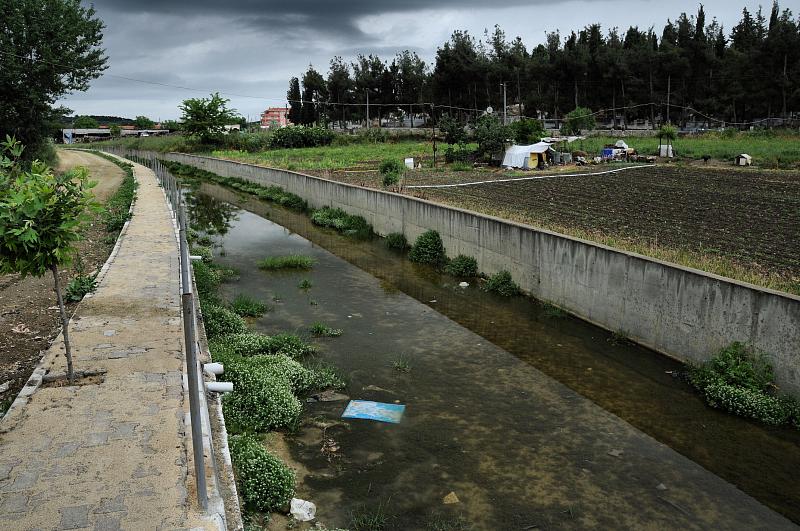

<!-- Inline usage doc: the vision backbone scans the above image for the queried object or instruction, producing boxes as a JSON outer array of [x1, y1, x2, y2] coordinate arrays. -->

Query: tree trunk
[[51, 265, 74, 384]]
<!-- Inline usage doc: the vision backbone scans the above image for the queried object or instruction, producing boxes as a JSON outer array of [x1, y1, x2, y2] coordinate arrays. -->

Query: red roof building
[[260, 107, 291, 129]]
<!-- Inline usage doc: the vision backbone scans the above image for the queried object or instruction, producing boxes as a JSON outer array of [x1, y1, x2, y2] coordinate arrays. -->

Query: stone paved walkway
[[0, 155, 217, 530]]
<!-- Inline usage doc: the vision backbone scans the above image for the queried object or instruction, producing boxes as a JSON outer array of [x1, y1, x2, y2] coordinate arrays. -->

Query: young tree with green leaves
[[73, 115, 99, 129], [0, 0, 107, 162], [561, 107, 596, 135], [109, 124, 121, 137], [0, 137, 100, 383], [179, 93, 236, 144], [133, 115, 154, 129]]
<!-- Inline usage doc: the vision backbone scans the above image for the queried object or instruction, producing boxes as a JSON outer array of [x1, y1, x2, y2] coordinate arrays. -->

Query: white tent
[[502, 142, 553, 168]]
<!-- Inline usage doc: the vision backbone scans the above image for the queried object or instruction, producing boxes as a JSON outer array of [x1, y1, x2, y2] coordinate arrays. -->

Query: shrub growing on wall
[[483, 270, 521, 296], [690, 342, 800, 428], [408, 230, 447, 267], [444, 255, 478, 277]]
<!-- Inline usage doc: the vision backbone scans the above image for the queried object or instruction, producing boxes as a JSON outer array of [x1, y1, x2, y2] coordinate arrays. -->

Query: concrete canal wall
[[159, 152, 800, 394]]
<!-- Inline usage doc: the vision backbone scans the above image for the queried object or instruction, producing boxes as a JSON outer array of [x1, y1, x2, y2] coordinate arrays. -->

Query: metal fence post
[[178, 199, 208, 510]]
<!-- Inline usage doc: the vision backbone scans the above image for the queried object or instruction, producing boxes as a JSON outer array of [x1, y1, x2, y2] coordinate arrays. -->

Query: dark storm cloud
[[64, 0, 753, 119]]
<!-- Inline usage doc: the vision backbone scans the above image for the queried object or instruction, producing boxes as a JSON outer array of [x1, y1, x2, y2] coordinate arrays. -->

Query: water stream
[[186, 181, 800, 529]]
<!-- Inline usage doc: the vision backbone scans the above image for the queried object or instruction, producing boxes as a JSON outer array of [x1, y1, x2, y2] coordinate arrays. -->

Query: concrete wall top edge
[[164, 152, 800, 304]]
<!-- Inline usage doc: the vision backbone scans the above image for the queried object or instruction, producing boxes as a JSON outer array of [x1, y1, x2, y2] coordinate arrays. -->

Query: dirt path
[[56, 149, 124, 201], [0, 150, 124, 413]]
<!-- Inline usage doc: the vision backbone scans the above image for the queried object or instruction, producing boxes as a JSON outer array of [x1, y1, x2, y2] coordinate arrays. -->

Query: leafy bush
[[258, 255, 314, 270], [65, 274, 97, 302], [191, 245, 213, 264], [310, 207, 373, 239], [379, 158, 405, 187], [379, 158, 406, 176], [229, 434, 295, 512], [384, 232, 408, 250], [310, 322, 343, 337], [202, 303, 248, 338], [268, 126, 334, 149], [509, 118, 545, 144], [409, 230, 447, 267], [230, 294, 269, 317], [474, 114, 510, 160], [561, 107, 597, 135], [444, 255, 478, 277], [483, 270, 520, 296], [358, 128, 388, 144], [690, 342, 800, 428], [438, 115, 467, 145], [690, 342, 774, 393]]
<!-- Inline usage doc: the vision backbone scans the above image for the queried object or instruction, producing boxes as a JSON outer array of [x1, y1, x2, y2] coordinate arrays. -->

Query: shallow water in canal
[[186, 181, 800, 529]]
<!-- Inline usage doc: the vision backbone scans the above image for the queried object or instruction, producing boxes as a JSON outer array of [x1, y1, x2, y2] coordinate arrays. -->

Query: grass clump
[[258, 255, 314, 270], [541, 301, 566, 318], [384, 232, 408, 250], [297, 278, 313, 291], [444, 254, 478, 277], [65, 274, 97, 302], [230, 294, 270, 317], [392, 358, 411, 373], [229, 434, 295, 512], [310, 207, 373, 239], [193, 261, 222, 302], [310, 322, 343, 337], [690, 342, 799, 428], [350, 501, 390, 531], [409, 230, 447, 267], [202, 303, 248, 339], [483, 270, 521, 296]]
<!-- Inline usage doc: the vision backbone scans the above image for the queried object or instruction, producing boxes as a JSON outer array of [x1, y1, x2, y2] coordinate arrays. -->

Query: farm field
[[415, 166, 800, 293]]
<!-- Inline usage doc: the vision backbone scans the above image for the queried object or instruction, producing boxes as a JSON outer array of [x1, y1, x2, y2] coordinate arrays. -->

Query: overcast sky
[[60, 0, 770, 121]]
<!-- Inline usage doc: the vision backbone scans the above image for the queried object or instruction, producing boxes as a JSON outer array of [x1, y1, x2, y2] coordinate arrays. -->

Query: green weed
[[310, 322, 343, 337], [230, 294, 270, 317], [258, 255, 314, 270]]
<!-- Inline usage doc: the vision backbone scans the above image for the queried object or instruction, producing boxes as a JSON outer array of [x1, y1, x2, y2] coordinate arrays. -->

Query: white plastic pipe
[[203, 362, 224, 376], [189, 255, 203, 261], [206, 381, 233, 393]]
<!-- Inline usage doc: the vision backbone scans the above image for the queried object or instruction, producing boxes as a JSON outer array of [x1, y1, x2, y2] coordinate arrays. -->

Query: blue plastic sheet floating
[[342, 400, 405, 424]]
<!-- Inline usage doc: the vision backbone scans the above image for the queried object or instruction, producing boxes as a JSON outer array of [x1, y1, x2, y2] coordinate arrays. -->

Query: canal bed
[[189, 181, 799, 529]]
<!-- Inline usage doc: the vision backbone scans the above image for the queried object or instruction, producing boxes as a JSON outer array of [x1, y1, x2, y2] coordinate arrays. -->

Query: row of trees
[[287, 2, 800, 127]]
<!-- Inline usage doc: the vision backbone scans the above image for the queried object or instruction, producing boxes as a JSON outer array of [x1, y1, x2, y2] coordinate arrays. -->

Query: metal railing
[[100, 147, 209, 510]]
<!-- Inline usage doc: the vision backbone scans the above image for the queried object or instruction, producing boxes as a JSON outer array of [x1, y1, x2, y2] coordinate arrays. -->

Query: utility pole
[[500, 82, 507, 125], [366, 89, 370, 129], [666, 74, 671, 124]]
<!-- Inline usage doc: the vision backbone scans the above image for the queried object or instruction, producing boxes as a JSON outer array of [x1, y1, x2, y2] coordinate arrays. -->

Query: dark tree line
[[288, 2, 800, 128]]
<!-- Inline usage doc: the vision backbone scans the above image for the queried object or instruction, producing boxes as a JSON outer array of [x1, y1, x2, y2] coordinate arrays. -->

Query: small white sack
[[290, 498, 316, 522]]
